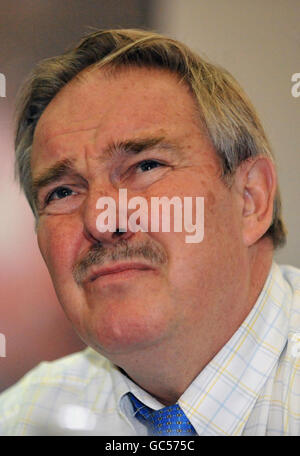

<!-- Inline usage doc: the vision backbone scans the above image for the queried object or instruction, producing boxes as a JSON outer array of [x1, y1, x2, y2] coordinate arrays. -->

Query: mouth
[[83, 262, 157, 285]]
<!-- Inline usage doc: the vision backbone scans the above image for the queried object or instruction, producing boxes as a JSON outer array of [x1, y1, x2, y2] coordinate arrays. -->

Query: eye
[[136, 160, 164, 173], [46, 186, 76, 204]]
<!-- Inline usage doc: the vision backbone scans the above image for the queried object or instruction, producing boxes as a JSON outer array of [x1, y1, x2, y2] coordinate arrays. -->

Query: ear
[[233, 157, 277, 247]]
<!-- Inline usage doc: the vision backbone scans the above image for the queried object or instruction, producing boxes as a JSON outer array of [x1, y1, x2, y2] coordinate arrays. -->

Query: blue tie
[[128, 392, 197, 436]]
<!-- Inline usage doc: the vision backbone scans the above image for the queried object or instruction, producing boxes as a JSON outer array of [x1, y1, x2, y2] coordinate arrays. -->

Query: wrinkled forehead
[[31, 66, 211, 168], [33, 65, 202, 144]]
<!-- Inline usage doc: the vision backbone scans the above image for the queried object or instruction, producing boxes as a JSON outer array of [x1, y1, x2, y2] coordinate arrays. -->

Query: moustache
[[72, 239, 168, 285]]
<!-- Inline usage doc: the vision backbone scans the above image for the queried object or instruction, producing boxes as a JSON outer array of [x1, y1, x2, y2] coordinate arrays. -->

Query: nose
[[82, 187, 134, 246]]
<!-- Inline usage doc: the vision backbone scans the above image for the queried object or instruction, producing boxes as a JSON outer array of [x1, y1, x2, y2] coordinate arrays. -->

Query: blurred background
[[0, 0, 299, 392]]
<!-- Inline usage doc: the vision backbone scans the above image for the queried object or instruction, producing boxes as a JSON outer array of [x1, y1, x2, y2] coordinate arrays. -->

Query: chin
[[82, 301, 174, 357]]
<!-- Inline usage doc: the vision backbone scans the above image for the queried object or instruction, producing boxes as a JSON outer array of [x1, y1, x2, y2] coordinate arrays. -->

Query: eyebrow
[[32, 158, 82, 206], [104, 136, 173, 158], [32, 136, 179, 205]]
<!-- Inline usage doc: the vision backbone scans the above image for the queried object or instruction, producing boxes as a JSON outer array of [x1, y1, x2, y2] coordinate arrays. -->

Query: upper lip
[[83, 262, 156, 284]]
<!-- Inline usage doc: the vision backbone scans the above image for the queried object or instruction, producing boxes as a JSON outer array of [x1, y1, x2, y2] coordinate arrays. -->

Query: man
[[0, 28, 299, 436]]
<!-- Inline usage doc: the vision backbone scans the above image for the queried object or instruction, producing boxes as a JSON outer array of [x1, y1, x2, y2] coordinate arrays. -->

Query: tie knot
[[128, 393, 196, 436]]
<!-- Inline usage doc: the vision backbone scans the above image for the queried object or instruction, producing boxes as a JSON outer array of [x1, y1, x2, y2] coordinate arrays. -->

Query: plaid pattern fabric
[[0, 262, 299, 436]]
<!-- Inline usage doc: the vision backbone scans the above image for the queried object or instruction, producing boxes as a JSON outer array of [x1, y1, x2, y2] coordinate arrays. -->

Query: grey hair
[[15, 28, 286, 247]]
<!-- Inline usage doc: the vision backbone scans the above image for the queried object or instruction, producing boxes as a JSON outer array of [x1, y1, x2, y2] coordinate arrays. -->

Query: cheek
[[161, 180, 241, 293], [37, 216, 82, 280]]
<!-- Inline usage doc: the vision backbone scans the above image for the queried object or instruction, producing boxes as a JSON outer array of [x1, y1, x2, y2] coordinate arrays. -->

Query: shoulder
[[278, 263, 300, 327], [0, 348, 113, 435], [274, 264, 300, 434], [279, 263, 300, 289]]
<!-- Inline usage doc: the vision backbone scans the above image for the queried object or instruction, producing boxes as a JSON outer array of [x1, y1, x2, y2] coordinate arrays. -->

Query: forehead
[[31, 66, 214, 170]]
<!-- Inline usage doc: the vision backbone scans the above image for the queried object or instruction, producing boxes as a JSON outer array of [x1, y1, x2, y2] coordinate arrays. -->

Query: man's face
[[32, 67, 246, 360]]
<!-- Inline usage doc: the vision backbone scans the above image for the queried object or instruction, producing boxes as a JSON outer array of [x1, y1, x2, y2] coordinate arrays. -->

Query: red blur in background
[[0, 0, 151, 392]]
